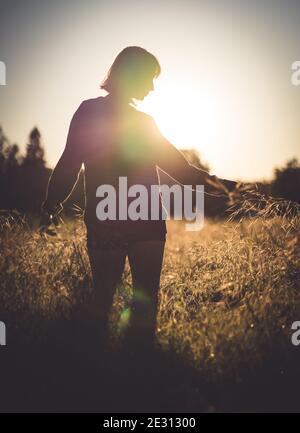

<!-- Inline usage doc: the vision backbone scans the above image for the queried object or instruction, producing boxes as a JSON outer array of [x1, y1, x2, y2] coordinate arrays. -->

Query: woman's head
[[100, 46, 161, 102]]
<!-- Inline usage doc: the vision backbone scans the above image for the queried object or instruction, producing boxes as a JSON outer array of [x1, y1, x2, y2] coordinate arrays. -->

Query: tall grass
[[1, 192, 299, 387]]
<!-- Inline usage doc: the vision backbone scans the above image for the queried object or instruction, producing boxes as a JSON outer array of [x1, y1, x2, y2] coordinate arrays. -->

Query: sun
[[137, 78, 224, 162]]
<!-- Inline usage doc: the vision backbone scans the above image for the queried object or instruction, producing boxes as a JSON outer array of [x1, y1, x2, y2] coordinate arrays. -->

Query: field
[[0, 203, 300, 412]]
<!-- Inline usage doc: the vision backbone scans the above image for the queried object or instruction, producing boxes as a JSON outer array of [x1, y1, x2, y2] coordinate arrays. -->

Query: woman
[[42, 46, 237, 347]]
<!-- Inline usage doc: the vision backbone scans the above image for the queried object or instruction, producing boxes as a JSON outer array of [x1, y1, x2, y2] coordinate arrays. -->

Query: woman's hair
[[100, 46, 161, 96]]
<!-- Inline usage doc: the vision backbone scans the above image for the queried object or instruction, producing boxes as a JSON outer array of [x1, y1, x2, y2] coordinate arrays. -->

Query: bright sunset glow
[[138, 73, 272, 180], [139, 78, 223, 164]]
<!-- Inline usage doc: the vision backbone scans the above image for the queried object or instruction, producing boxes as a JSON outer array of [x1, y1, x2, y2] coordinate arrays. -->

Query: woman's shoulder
[[72, 97, 106, 122], [79, 96, 105, 111]]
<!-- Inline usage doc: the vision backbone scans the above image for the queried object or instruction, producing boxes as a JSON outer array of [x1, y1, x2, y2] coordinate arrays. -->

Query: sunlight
[[138, 78, 226, 161]]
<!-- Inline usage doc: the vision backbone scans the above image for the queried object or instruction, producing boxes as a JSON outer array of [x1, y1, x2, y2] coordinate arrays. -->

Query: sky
[[0, 0, 299, 182]]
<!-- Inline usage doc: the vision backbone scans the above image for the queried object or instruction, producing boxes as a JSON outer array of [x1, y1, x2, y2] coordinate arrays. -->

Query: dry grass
[[1, 194, 299, 389]]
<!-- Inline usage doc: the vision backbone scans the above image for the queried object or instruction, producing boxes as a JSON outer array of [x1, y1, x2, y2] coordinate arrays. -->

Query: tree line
[[0, 125, 299, 219]]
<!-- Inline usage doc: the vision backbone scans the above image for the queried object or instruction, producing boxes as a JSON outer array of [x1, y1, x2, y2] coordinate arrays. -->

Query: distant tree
[[6, 144, 21, 169], [21, 128, 51, 213], [0, 127, 7, 208], [0, 125, 82, 216], [0, 126, 9, 174], [271, 158, 300, 203], [0, 128, 23, 209], [23, 127, 45, 168]]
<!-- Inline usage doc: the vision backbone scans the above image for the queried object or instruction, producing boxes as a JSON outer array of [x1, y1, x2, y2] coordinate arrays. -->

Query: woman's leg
[[127, 240, 165, 343], [86, 242, 127, 339]]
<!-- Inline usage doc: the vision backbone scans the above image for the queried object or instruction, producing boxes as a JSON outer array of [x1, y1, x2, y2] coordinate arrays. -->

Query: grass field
[[0, 202, 300, 412]]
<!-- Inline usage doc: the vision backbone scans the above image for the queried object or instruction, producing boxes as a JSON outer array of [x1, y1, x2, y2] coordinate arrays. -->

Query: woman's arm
[[147, 116, 238, 194], [42, 102, 86, 216]]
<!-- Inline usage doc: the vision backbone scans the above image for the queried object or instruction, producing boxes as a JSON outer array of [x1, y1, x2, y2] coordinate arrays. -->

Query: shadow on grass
[[0, 313, 299, 413], [0, 314, 208, 413]]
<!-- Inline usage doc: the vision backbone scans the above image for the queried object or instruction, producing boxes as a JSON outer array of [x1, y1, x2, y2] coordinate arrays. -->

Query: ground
[[0, 209, 300, 412]]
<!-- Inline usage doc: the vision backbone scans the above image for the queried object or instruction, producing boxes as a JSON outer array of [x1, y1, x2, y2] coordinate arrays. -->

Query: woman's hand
[[39, 203, 62, 235]]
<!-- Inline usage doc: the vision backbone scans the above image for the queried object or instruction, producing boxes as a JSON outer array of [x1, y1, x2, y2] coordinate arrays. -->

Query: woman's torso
[[78, 96, 167, 242]]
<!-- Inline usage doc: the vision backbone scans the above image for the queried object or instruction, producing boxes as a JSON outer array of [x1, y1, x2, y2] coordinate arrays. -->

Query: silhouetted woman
[[42, 46, 237, 348]]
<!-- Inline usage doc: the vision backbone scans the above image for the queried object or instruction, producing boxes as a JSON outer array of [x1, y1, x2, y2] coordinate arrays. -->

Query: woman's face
[[131, 74, 154, 100]]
